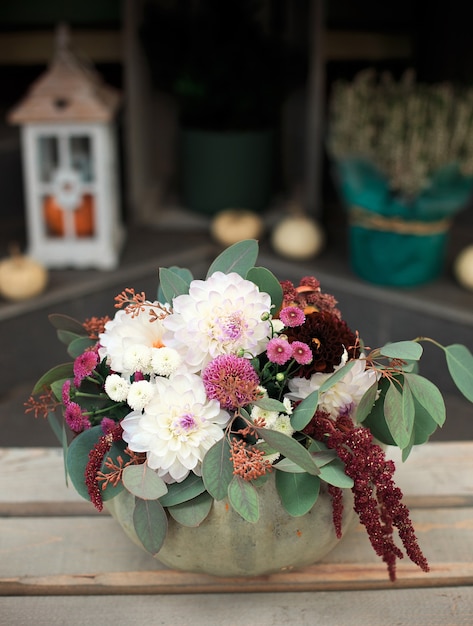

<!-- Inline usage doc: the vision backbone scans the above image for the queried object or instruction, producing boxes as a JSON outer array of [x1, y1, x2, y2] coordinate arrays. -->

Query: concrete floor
[[2, 206, 473, 447]]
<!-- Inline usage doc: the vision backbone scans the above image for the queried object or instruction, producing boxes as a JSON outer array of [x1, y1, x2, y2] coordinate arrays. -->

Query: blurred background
[[1, 0, 473, 445]]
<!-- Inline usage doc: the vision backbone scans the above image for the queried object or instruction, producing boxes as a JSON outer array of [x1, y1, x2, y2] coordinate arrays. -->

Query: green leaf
[[201, 438, 234, 500], [255, 427, 320, 476], [157, 266, 193, 303], [49, 313, 87, 334], [355, 380, 379, 423], [290, 389, 319, 431], [276, 471, 320, 516], [227, 476, 259, 522], [319, 361, 356, 393], [167, 491, 213, 527], [158, 266, 191, 303], [47, 410, 68, 448], [445, 344, 473, 402], [100, 441, 128, 501], [253, 397, 287, 413], [133, 497, 168, 555], [159, 474, 206, 507], [384, 379, 415, 449], [206, 239, 258, 278], [57, 329, 84, 347], [246, 266, 283, 312], [379, 341, 423, 361], [50, 378, 70, 401], [66, 426, 103, 500], [122, 463, 168, 500], [319, 459, 354, 488], [32, 363, 74, 394], [67, 336, 96, 359], [403, 373, 446, 427]]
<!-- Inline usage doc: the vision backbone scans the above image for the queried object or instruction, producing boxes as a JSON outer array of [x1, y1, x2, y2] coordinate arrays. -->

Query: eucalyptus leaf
[[319, 361, 357, 393], [32, 363, 74, 395], [445, 344, 473, 402], [246, 266, 283, 312], [50, 378, 70, 401], [57, 329, 84, 347], [276, 471, 320, 516], [201, 438, 233, 500], [167, 491, 213, 527], [255, 427, 320, 475], [159, 473, 206, 506], [290, 390, 319, 431], [157, 266, 193, 303], [319, 459, 354, 488], [228, 476, 259, 522], [47, 410, 68, 448], [384, 379, 415, 449], [67, 336, 97, 359], [253, 397, 288, 413], [206, 239, 258, 278], [48, 313, 87, 334], [122, 463, 168, 500], [133, 497, 168, 555], [355, 380, 380, 423], [158, 267, 192, 303], [379, 341, 423, 361], [66, 425, 104, 500], [403, 373, 446, 427]]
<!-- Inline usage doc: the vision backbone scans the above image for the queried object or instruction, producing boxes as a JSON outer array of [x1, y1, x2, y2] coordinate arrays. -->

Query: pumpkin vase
[[105, 475, 355, 577]]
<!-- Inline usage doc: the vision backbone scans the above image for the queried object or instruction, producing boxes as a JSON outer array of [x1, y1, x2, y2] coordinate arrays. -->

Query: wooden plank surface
[[1, 444, 472, 605]]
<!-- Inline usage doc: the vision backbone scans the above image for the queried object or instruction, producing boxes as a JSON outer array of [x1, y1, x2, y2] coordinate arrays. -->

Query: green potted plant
[[327, 69, 473, 286], [139, 0, 300, 214]]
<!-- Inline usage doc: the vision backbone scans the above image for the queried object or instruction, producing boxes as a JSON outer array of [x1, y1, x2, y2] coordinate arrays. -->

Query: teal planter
[[180, 129, 274, 215]]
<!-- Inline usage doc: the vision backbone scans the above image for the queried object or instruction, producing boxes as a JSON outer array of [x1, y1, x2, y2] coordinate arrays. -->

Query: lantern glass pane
[[37, 136, 58, 182], [69, 136, 93, 182]]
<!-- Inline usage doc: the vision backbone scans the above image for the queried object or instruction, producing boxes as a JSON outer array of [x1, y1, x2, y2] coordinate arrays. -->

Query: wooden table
[[1, 443, 473, 625]]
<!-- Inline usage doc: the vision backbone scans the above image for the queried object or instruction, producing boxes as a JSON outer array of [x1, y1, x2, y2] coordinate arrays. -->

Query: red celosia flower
[[202, 354, 261, 410], [285, 311, 359, 377]]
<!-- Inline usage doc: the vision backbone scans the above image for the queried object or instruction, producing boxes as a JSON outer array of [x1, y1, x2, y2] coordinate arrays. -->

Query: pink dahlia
[[202, 354, 261, 411]]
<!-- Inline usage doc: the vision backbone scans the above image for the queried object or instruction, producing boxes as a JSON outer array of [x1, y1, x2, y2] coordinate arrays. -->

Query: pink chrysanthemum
[[266, 338, 293, 365], [291, 341, 313, 365], [64, 401, 90, 433], [202, 354, 261, 411], [279, 306, 305, 327], [101, 417, 117, 435], [62, 379, 72, 405], [73, 350, 99, 387]]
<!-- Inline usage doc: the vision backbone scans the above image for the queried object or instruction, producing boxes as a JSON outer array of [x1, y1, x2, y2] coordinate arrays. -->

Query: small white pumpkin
[[211, 209, 264, 246], [454, 245, 473, 290], [271, 214, 324, 260], [0, 246, 48, 301]]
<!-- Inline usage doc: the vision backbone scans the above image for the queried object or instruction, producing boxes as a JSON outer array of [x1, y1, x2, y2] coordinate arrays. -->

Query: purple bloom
[[202, 354, 261, 410], [64, 402, 90, 433], [73, 350, 99, 387], [291, 341, 313, 365], [266, 338, 293, 365], [101, 417, 117, 435], [279, 306, 305, 327], [62, 379, 72, 405]]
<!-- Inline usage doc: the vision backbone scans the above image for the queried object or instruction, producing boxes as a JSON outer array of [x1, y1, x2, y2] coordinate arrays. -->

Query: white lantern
[[8, 24, 124, 270]]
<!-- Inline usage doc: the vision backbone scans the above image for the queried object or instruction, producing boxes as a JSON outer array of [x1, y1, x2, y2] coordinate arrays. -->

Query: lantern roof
[[8, 24, 121, 124]]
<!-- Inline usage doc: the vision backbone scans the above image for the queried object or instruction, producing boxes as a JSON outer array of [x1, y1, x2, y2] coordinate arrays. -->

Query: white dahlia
[[98, 307, 166, 377], [287, 356, 378, 419], [162, 271, 272, 372], [121, 371, 231, 483]]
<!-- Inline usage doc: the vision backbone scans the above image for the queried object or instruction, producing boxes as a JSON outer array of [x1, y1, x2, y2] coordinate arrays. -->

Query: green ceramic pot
[[106, 475, 355, 577]]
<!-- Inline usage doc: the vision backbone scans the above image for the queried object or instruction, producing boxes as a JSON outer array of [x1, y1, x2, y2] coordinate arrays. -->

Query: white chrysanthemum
[[270, 414, 295, 437], [121, 371, 231, 483], [123, 344, 153, 375], [162, 271, 272, 372], [251, 405, 279, 426], [98, 308, 166, 376], [126, 380, 156, 411], [150, 346, 182, 376], [105, 374, 130, 402], [287, 357, 378, 419]]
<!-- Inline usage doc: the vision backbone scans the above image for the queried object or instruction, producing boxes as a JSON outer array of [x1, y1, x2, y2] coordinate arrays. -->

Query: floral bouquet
[[26, 240, 473, 581]]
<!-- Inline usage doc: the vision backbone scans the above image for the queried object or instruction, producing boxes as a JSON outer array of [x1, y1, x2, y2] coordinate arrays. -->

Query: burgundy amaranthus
[[85, 423, 123, 511], [305, 413, 430, 582]]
